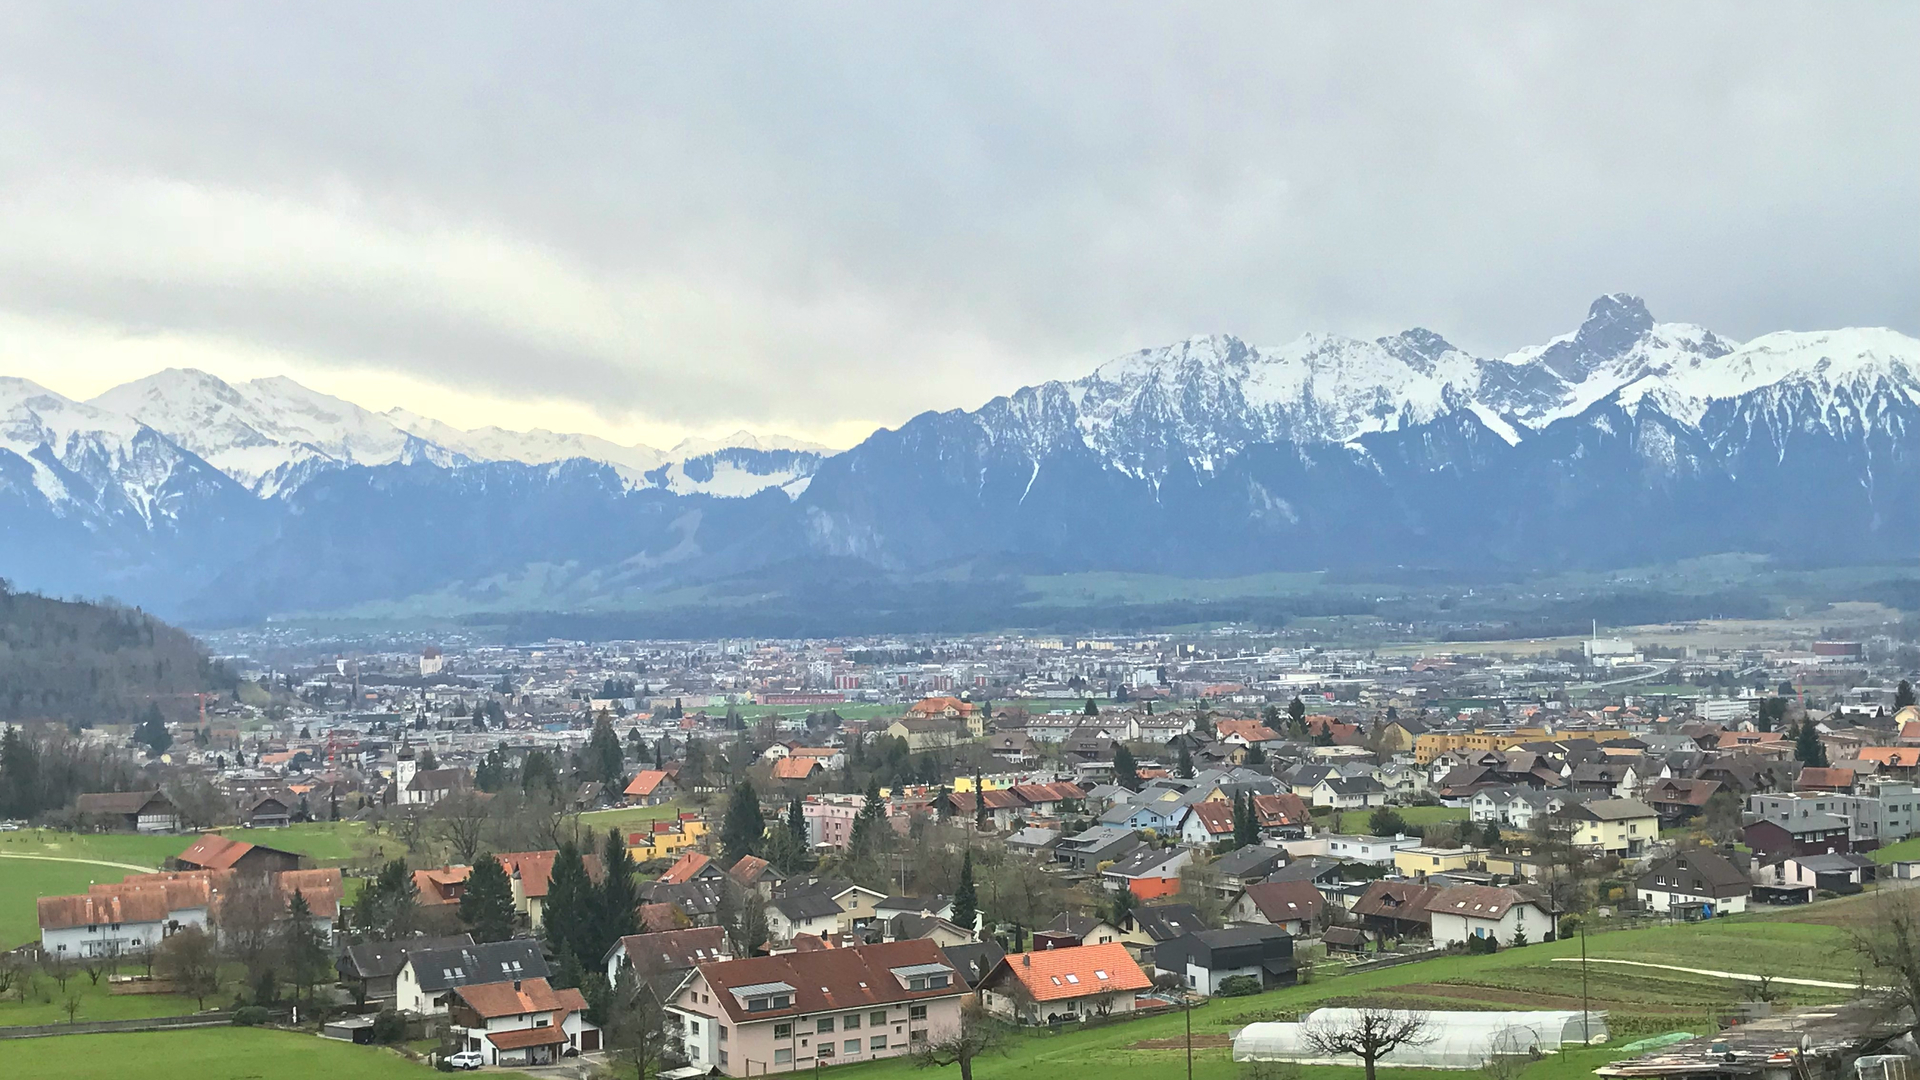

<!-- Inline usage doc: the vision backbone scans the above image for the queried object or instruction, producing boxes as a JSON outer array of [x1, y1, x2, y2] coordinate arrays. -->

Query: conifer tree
[[585, 711, 626, 790], [787, 795, 807, 846], [949, 848, 979, 934], [1795, 721, 1829, 768], [1176, 743, 1194, 779], [1113, 744, 1140, 791], [973, 769, 988, 829], [281, 890, 332, 1005], [544, 839, 595, 965], [596, 828, 640, 957], [1287, 696, 1308, 736], [460, 854, 517, 943], [721, 782, 766, 863]]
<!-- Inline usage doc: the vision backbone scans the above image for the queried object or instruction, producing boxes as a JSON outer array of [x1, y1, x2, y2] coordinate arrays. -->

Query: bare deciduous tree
[[1300, 1009, 1434, 1080], [155, 925, 222, 1009], [434, 791, 493, 864], [1851, 893, 1920, 1019], [911, 998, 1004, 1080]]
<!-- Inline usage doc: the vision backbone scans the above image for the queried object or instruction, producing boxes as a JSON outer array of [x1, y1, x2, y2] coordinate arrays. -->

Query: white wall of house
[[1638, 887, 1749, 915], [1429, 902, 1549, 947]]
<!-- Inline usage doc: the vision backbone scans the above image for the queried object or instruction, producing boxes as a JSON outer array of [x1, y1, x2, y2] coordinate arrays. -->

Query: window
[[689, 1021, 701, 1036], [771, 994, 790, 1009], [930, 974, 950, 988], [748, 997, 769, 1011], [719, 1026, 728, 1042], [818, 1018, 835, 1034], [846, 1039, 861, 1054], [819, 1044, 835, 1058], [843, 1014, 860, 1030], [774, 1049, 793, 1064], [871, 1035, 889, 1051], [774, 1023, 792, 1039], [910, 1029, 928, 1042], [719, 1052, 728, 1067], [910, 976, 927, 990], [909, 1005, 928, 1021], [871, 1011, 888, 1027]]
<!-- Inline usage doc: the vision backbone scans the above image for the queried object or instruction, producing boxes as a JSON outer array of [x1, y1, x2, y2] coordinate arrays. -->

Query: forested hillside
[[0, 581, 232, 721]]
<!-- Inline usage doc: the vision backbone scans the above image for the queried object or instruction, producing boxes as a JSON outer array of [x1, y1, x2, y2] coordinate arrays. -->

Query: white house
[[1425, 884, 1555, 947], [1320, 834, 1420, 866], [449, 977, 598, 1066], [1635, 850, 1751, 916], [1309, 776, 1387, 810], [766, 893, 844, 942]]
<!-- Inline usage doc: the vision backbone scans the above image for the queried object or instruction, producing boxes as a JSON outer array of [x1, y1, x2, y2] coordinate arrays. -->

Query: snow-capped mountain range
[[2, 294, 1914, 624], [65, 368, 832, 500]]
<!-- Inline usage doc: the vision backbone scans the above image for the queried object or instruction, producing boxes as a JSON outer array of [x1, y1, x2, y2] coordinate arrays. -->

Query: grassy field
[[1871, 837, 1920, 863], [0, 857, 130, 949], [580, 800, 694, 832], [1336, 805, 1468, 834], [215, 821, 409, 865], [822, 902, 1876, 1080], [0, 972, 206, 1027], [0, 828, 191, 867], [2, 1027, 452, 1079]]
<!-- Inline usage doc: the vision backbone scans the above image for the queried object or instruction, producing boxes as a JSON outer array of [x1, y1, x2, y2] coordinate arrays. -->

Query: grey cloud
[[0, 2, 1913, 430]]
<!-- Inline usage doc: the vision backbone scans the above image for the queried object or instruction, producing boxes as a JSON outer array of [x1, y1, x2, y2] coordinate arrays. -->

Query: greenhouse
[[1234, 1009, 1610, 1069]]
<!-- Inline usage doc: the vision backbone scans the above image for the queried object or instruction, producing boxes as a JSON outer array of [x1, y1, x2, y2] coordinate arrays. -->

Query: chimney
[[513, 979, 522, 991]]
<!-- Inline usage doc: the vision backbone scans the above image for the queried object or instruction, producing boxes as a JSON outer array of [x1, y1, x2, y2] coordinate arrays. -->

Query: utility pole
[[1184, 987, 1194, 1080], [1580, 919, 1591, 1045]]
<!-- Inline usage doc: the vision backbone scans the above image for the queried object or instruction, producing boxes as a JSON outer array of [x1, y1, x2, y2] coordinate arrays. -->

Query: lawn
[[1337, 805, 1467, 834], [0, 828, 192, 867], [1870, 836, 1920, 863], [827, 909, 1862, 1080], [581, 800, 692, 832], [215, 821, 409, 865], [0, 857, 128, 949], [0, 971, 205, 1027], [1, 1027, 452, 1079]]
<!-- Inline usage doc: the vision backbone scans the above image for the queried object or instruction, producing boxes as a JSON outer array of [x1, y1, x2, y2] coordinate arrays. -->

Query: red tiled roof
[[659, 852, 712, 884], [1251, 793, 1311, 827], [39, 891, 173, 930], [487, 1026, 572, 1049], [176, 834, 253, 870], [456, 976, 587, 1019], [625, 770, 673, 797], [1185, 800, 1235, 835], [772, 758, 821, 780], [690, 939, 964, 1023], [983, 942, 1150, 1002]]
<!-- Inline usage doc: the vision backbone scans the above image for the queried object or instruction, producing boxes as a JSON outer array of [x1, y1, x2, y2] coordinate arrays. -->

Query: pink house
[[802, 796, 864, 851], [666, 939, 967, 1076]]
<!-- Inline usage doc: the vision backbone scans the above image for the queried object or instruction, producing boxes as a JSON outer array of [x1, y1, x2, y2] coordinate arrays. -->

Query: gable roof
[[690, 939, 963, 1023], [1251, 793, 1312, 827], [1425, 884, 1551, 920], [406, 939, 549, 992], [1131, 903, 1208, 942], [659, 851, 715, 884], [1240, 879, 1326, 924], [39, 891, 173, 930], [339, 935, 475, 980], [610, 926, 729, 971], [1351, 879, 1443, 924], [453, 976, 587, 1019], [74, 790, 170, 816], [624, 770, 674, 796], [771, 758, 822, 780], [1183, 800, 1236, 836], [982, 941, 1150, 1002]]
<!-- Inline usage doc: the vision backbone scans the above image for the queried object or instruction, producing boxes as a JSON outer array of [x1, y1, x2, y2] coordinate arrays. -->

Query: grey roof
[[730, 981, 797, 997], [406, 939, 547, 992], [1058, 825, 1138, 849], [1131, 903, 1207, 942], [1211, 844, 1288, 880], [1103, 846, 1187, 878], [337, 934, 474, 980], [941, 941, 1006, 989], [1005, 826, 1059, 848], [772, 892, 844, 920]]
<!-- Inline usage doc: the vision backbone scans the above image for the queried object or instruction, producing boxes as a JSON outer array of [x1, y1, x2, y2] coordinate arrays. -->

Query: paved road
[[1549, 956, 1869, 990], [0, 852, 158, 873]]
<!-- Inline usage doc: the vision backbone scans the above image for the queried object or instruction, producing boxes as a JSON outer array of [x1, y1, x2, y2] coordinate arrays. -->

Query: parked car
[[447, 1050, 485, 1071]]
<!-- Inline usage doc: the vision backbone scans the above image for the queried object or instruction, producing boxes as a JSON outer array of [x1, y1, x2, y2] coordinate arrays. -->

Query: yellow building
[[1392, 845, 1486, 881], [1412, 727, 1635, 764], [1569, 798, 1659, 858], [627, 815, 709, 862]]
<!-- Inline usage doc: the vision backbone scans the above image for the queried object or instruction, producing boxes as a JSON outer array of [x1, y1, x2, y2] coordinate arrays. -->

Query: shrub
[[435, 1059, 455, 1072], [1217, 975, 1262, 997], [231, 1006, 271, 1026], [370, 1008, 408, 1044]]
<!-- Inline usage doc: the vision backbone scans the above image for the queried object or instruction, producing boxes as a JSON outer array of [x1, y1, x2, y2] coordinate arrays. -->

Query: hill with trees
[[0, 580, 233, 722]]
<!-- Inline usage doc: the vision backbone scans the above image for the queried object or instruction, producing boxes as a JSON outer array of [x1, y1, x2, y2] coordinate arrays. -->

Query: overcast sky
[[1, 4, 1913, 449]]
